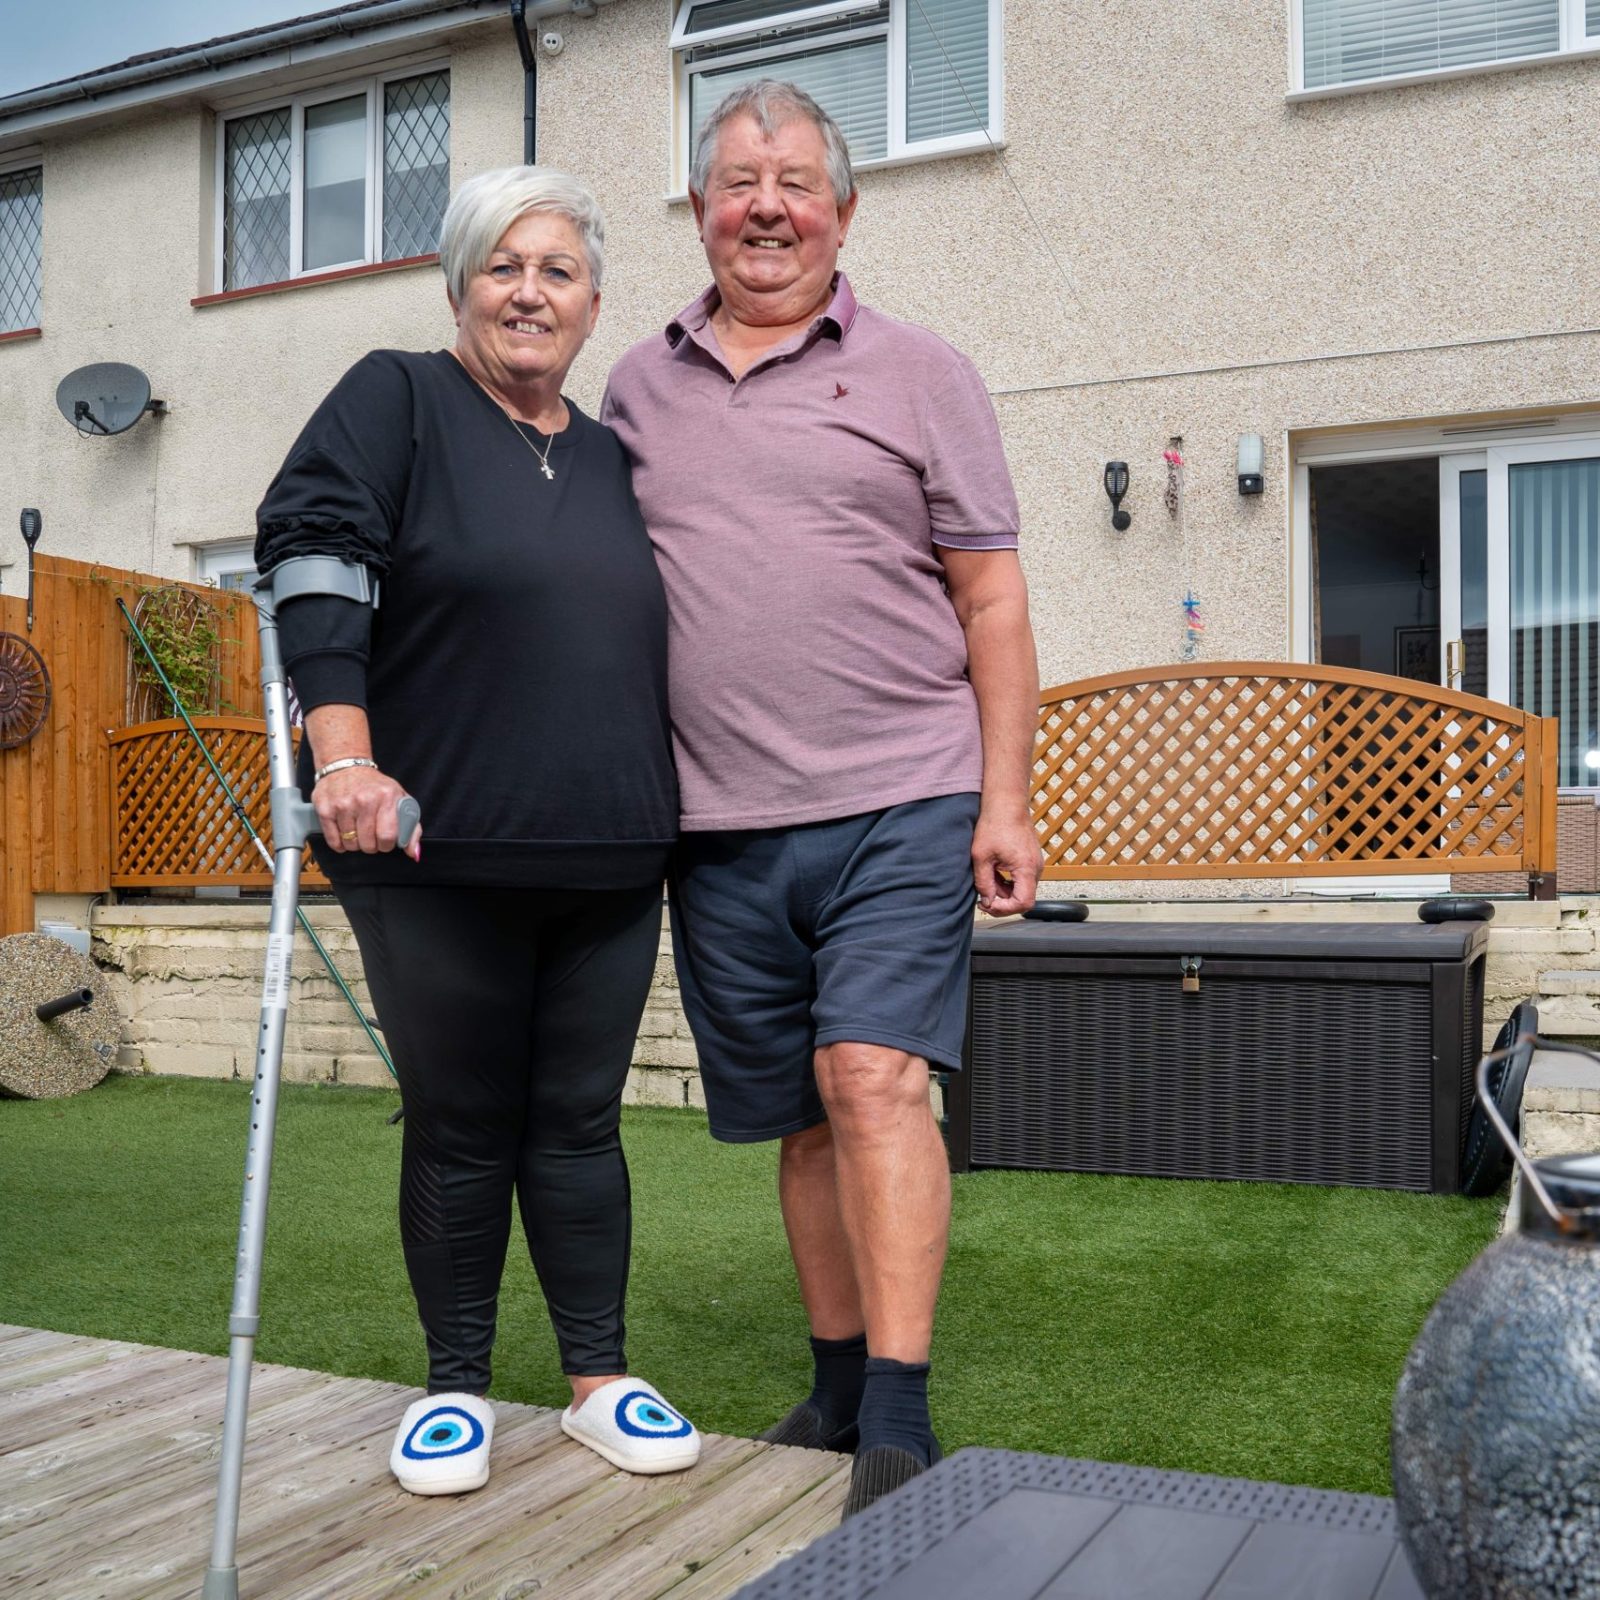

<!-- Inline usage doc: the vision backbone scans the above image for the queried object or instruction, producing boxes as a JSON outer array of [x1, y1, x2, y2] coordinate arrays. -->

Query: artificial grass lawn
[[1, 1074, 1501, 1496]]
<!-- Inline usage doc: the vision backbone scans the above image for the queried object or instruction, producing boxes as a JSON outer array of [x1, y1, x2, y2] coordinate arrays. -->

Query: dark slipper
[[757, 1402, 859, 1454], [842, 1438, 942, 1520]]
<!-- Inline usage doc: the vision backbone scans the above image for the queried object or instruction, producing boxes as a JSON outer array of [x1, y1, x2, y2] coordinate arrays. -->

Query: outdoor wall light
[[1103, 460, 1131, 530], [1237, 434, 1265, 496]]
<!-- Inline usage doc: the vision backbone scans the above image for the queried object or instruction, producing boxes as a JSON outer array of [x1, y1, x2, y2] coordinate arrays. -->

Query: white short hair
[[689, 81, 855, 208], [439, 166, 606, 301]]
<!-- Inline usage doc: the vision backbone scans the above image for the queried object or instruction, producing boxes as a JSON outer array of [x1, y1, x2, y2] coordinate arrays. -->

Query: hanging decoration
[[1181, 590, 1205, 663], [1163, 444, 1185, 519]]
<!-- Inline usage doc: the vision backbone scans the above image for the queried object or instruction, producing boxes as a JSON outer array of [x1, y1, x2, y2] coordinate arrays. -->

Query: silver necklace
[[500, 405, 558, 480], [464, 361, 561, 479]]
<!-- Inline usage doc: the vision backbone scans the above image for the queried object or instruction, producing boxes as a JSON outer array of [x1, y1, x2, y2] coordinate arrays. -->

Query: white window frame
[[194, 540, 259, 593], [671, 0, 871, 48], [1288, 0, 1600, 99], [670, 0, 1003, 196], [213, 61, 448, 293], [0, 151, 44, 333]]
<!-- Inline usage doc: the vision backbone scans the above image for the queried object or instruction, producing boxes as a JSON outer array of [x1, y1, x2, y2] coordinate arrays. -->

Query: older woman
[[254, 168, 699, 1496]]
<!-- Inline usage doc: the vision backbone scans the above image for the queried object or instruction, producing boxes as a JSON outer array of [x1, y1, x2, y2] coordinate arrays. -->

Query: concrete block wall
[[86, 898, 1600, 1139], [91, 902, 702, 1109]]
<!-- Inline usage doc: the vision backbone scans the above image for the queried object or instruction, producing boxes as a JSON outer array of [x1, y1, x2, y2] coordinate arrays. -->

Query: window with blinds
[[692, 37, 891, 163], [907, 0, 989, 142], [675, 0, 997, 184], [1299, 0, 1571, 89]]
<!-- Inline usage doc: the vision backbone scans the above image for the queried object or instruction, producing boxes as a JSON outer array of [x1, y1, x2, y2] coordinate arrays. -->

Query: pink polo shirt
[[601, 273, 1020, 831]]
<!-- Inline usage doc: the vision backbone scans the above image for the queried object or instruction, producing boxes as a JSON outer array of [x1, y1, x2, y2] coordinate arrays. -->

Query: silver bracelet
[[313, 757, 379, 784]]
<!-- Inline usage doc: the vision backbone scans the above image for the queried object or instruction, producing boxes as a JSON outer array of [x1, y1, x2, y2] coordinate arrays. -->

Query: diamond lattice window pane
[[384, 72, 449, 261], [0, 167, 42, 332], [224, 109, 291, 290]]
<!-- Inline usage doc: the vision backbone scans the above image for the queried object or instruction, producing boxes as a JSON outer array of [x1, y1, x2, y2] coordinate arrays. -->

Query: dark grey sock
[[857, 1356, 935, 1465], [808, 1331, 868, 1440]]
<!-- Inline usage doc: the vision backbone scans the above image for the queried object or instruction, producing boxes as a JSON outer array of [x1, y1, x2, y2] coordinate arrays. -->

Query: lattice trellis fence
[[110, 717, 327, 889], [1033, 662, 1559, 895]]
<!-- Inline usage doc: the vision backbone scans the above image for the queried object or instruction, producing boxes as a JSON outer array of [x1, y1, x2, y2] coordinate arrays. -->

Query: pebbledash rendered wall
[[3, 1, 1600, 677]]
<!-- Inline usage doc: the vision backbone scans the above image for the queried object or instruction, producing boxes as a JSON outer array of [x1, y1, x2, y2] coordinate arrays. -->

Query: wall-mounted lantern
[[1237, 434, 1265, 496], [1103, 460, 1131, 530]]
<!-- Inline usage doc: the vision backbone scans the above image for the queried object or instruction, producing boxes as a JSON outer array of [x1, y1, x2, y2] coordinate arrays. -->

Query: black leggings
[[338, 882, 662, 1393]]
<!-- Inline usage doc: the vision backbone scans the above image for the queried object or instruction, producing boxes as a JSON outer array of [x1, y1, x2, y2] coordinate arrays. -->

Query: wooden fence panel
[[0, 555, 259, 933], [110, 718, 326, 890], [1033, 662, 1560, 894]]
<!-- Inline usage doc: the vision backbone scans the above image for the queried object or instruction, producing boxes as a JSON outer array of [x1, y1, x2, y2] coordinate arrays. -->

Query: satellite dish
[[54, 363, 166, 436]]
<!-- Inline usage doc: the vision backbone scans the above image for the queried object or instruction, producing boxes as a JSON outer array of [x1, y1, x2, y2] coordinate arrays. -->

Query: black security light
[[1103, 460, 1131, 531]]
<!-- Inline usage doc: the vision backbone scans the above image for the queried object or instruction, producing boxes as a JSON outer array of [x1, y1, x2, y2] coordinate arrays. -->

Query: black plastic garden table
[[736, 1449, 1424, 1599]]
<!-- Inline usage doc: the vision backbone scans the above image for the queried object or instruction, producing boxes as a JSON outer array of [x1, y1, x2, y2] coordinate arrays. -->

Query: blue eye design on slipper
[[400, 1404, 486, 1461], [614, 1390, 692, 1439]]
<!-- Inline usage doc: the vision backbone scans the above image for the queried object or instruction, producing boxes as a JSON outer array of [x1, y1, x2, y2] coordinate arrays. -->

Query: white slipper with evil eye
[[560, 1377, 701, 1475], [389, 1392, 495, 1495]]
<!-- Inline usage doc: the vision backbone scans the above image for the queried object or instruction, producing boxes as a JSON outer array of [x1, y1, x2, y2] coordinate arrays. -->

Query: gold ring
[[341, 829, 358, 840]]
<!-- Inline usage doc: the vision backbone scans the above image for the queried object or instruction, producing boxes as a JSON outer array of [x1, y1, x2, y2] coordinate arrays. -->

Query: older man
[[603, 80, 1040, 1516]]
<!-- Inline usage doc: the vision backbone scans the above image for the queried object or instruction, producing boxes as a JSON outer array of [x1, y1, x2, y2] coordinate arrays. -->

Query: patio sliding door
[[1487, 439, 1600, 785]]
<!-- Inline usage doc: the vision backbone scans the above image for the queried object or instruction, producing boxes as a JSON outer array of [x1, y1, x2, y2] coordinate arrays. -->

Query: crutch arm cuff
[[254, 554, 378, 615]]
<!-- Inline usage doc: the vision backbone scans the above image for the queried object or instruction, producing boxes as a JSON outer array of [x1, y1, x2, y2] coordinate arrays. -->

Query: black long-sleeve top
[[255, 349, 676, 889]]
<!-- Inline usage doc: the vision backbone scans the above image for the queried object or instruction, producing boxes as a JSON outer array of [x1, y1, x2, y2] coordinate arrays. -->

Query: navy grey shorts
[[669, 791, 980, 1143]]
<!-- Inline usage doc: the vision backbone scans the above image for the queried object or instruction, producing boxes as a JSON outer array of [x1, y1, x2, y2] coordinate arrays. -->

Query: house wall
[[4, 1, 1599, 686]]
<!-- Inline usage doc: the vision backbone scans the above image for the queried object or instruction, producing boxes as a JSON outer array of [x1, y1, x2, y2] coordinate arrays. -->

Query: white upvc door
[[1486, 435, 1600, 785]]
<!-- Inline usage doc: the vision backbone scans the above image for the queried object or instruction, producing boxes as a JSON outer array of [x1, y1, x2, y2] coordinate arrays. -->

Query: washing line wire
[[903, 0, 1093, 339]]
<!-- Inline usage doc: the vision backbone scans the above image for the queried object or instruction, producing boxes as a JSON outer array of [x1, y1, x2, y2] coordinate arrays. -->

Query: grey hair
[[439, 166, 606, 301], [689, 80, 855, 208]]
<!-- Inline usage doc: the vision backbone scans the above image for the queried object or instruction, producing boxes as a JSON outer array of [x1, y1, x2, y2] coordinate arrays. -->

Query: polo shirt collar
[[665, 272, 860, 350]]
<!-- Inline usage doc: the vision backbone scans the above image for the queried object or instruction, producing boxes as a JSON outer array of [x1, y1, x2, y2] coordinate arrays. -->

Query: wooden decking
[[0, 1325, 850, 1599]]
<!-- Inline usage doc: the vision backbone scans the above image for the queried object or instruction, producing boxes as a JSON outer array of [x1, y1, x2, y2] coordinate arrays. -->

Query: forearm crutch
[[202, 558, 418, 1600]]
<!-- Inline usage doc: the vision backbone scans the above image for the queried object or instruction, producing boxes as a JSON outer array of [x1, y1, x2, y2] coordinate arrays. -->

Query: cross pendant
[[540, 462, 555, 480]]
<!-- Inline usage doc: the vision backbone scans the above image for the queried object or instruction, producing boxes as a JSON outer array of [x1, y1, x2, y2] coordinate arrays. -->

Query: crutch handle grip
[[396, 796, 421, 849], [273, 792, 423, 852]]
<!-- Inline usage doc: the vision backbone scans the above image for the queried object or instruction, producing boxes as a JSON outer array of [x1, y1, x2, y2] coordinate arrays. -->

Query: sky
[[0, 0, 320, 99]]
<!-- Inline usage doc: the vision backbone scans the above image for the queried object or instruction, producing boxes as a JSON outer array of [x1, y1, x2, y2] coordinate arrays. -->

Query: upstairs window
[[1297, 0, 1600, 92], [0, 165, 42, 332], [219, 67, 449, 291], [672, 0, 1000, 186]]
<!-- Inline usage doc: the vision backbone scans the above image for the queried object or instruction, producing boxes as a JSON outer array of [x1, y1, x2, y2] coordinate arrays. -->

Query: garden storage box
[[948, 919, 1489, 1193]]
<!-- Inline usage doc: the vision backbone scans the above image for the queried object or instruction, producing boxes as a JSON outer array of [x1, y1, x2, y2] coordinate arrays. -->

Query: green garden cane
[[202, 557, 418, 1600]]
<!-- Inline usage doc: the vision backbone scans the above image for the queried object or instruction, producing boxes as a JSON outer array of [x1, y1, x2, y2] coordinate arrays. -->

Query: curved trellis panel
[[110, 717, 327, 889], [1033, 662, 1559, 894]]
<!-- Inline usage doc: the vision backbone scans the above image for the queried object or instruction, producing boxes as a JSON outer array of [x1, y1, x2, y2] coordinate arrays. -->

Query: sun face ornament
[[0, 632, 50, 749]]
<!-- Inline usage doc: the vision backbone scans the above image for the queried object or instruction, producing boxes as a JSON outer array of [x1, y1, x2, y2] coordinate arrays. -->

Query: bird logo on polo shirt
[[832, 383, 850, 400]]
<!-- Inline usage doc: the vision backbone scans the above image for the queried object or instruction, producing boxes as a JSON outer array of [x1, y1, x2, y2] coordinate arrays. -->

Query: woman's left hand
[[314, 764, 420, 857], [304, 705, 421, 859]]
